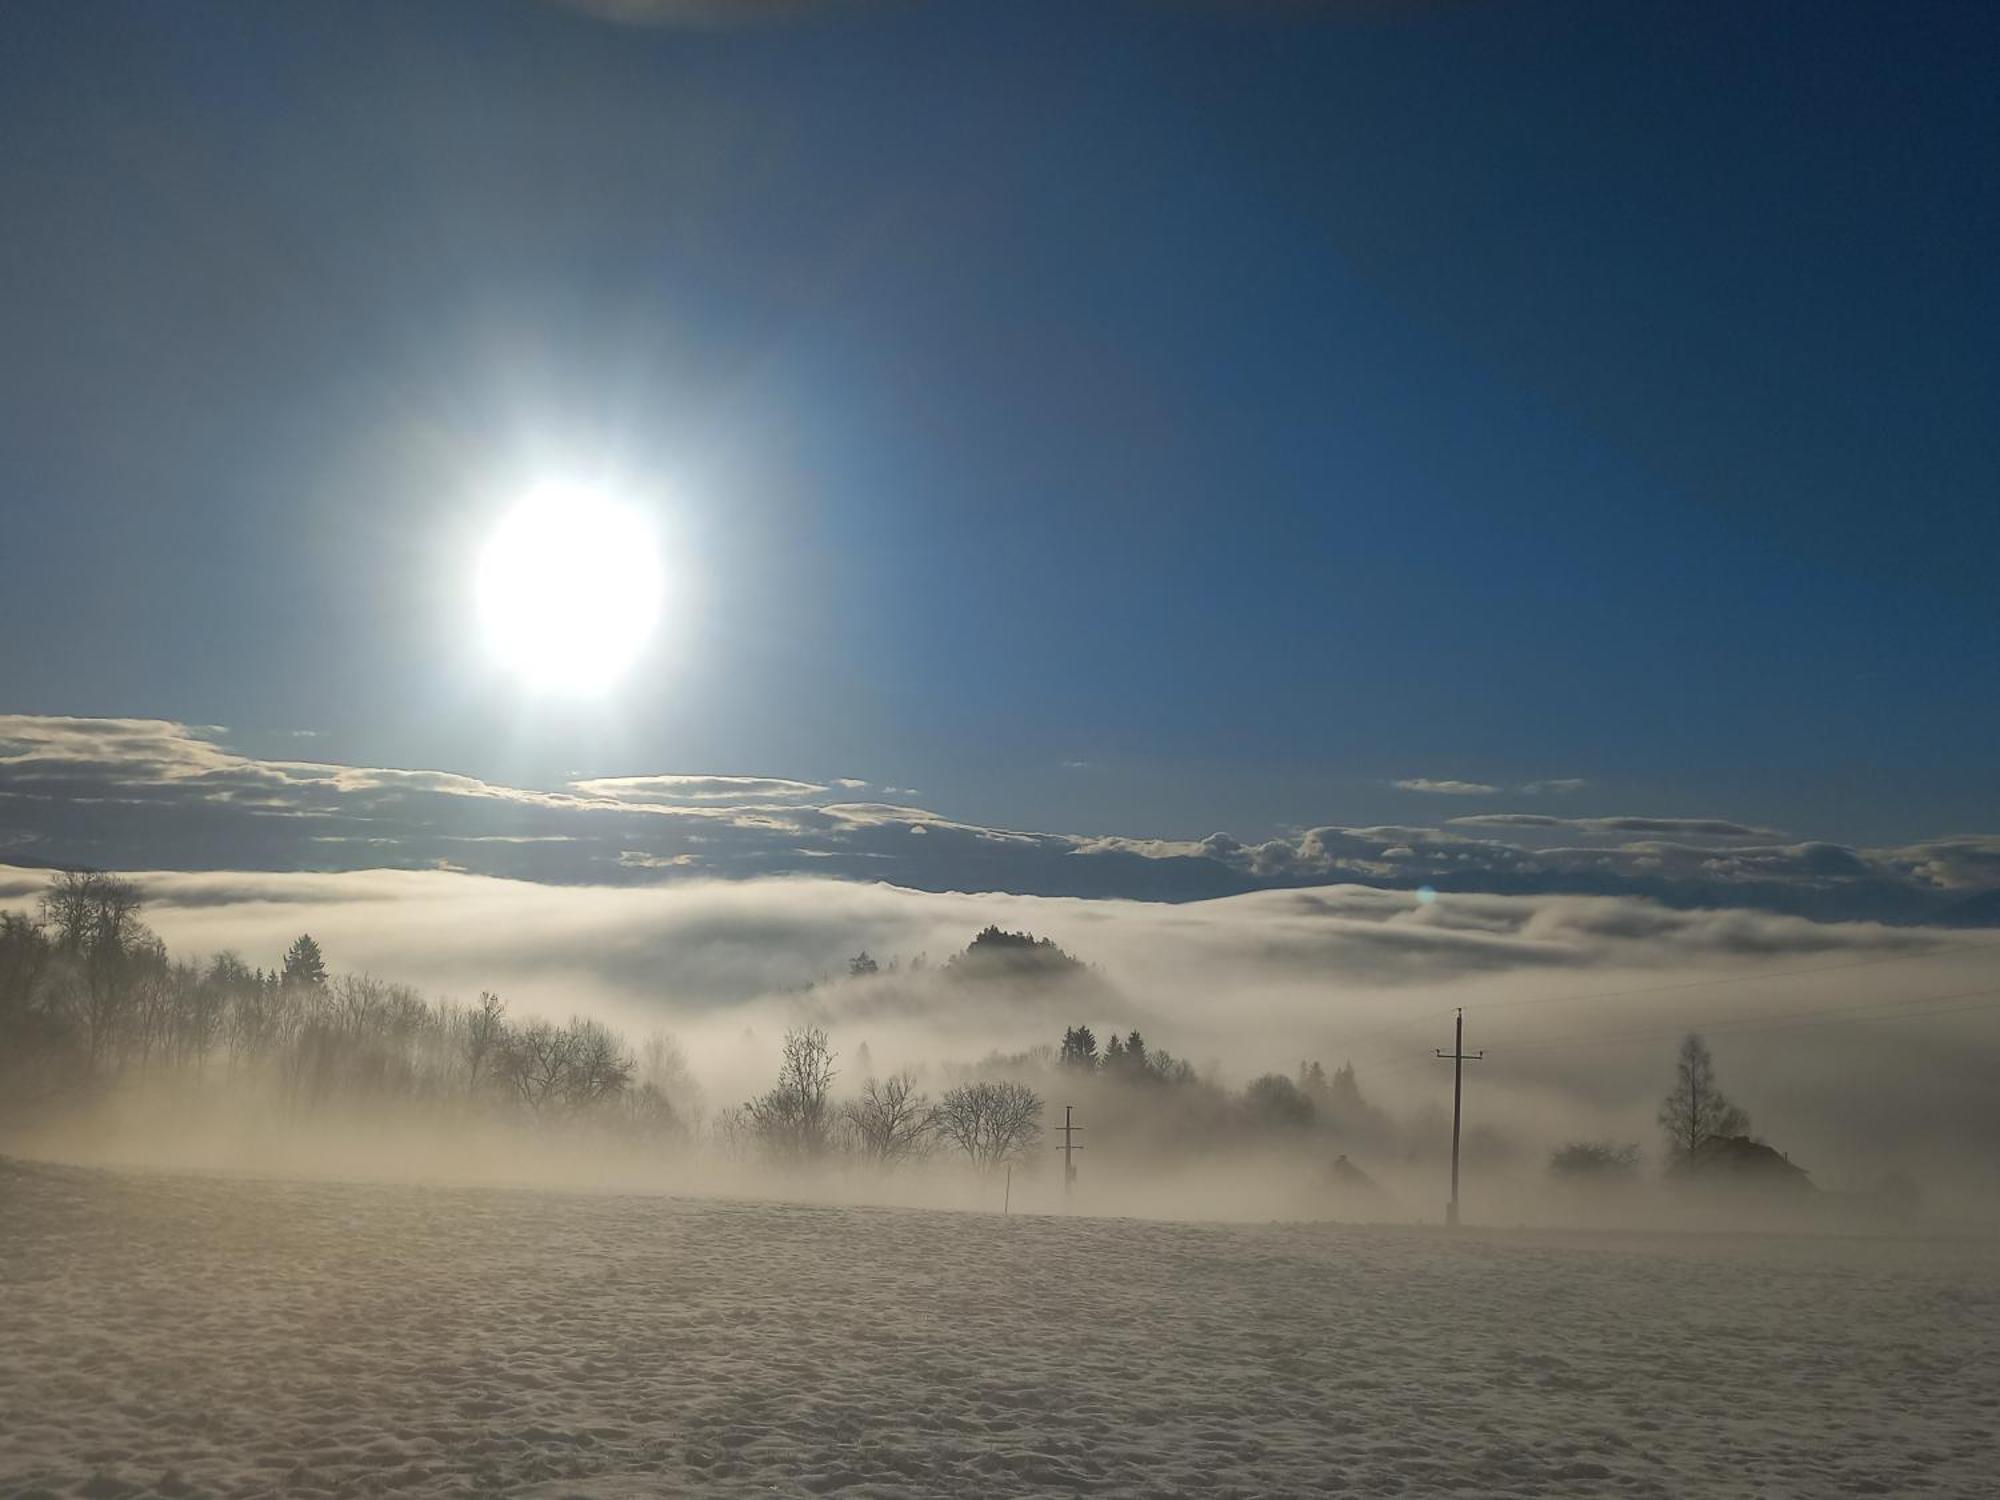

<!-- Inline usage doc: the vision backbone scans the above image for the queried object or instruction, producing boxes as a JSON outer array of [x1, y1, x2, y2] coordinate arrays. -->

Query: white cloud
[[572, 773, 829, 802], [2, 716, 1997, 925], [1399, 776, 1590, 798]]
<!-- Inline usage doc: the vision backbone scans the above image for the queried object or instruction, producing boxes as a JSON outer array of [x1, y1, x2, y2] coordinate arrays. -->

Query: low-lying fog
[[3, 863, 1996, 1228]]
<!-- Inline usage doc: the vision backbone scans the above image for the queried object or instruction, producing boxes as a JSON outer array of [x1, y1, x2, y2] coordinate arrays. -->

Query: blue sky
[[2, 0, 1996, 870]]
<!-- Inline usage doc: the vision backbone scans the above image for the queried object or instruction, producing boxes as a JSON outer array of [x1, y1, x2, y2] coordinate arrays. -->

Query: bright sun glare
[[477, 483, 665, 694]]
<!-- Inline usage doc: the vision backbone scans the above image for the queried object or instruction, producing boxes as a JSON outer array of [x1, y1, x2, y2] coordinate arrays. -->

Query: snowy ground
[[2, 1159, 1995, 1498]]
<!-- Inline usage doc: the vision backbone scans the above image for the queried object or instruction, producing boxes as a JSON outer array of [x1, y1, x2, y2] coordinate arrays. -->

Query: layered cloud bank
[[2, 716, 1997, 924]]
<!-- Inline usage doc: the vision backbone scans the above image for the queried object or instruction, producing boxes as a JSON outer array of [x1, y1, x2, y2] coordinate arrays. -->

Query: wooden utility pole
[[1434, 1008, 1484, 1227], [1057, 1104, 1081, 1207]]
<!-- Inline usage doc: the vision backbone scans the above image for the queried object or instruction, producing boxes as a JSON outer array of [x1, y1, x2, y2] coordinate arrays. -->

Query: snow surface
[[2, 1159, 1995, 1498]]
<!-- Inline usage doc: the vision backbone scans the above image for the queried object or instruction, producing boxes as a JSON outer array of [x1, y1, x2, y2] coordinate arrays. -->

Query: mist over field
[[7, 861, 1997, 1226], [8, 864, 2000, 1495]]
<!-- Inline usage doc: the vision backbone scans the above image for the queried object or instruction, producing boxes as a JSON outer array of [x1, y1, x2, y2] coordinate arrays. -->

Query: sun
[[477, 482, 665, 693]]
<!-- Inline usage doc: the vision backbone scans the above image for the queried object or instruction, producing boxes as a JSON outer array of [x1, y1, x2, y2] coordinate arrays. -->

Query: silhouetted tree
[[636, 1029, 699, 1119], [935, 1079, 1043, 1168], [281, 933, 328, 991], [41, 871, 143, 957], [1099, 1028, 1192, 1085], [1101, 1029, 1150, 1080], [0, 910, 53, 1016], [563, 1017, 635, 1111], [504, 1020, 571, 1117], [466, 991, 508, 1093], [40, 872, 155, 1071], [948, 926, 1086, 980], [0, 909, 70, 1102], [708, 1103, 757, 1162], [1658, 1033, 1749, 1164], [848, 950, 879, 978], [1244, 1073, 1315, 1129], [1059, 1025, 1099, 1070], [747, 1026, 838, 1162], [843, 1070, 936, 1164], [499, 1016, 633, 1119]]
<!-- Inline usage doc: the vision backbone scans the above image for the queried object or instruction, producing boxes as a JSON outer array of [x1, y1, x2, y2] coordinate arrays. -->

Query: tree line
[[1549, 1032, 1812, 1190], [716, 1026, 1047, 1171], [3, 878, 1816, 1201], [0, 872, 688, 1137], [0, 879, 1410, 1182]]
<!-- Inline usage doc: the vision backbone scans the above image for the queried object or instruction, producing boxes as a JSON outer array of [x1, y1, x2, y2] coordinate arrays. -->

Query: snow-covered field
[[2, 1159, 1995, 1498]]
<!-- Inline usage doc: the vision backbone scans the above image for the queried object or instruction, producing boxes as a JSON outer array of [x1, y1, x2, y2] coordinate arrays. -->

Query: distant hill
[[946, 926, 1091, 983]]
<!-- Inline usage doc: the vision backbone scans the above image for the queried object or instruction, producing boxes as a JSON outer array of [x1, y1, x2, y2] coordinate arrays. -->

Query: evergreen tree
[[281, 933, 328, 990], [1330, 1061, 1365, 1113], [1059, 1025, 1100, 1070]]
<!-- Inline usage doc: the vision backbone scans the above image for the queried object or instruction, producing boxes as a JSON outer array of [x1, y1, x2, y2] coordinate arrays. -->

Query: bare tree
[[502, 1020, 574, 1118], [41, 871, 143, 956], [0, 910, 70, 1102], [1658, 1033, 1749, 1163], [562, 1017, 634, 1111], [0, 910, 54, 1019], [500, 1016, 633, 1120], [935, 1079, 1043, 1169], [465, 991, 508, 1093], [747, 1026, 837, 1162], [636, 1029, 701, 1116], [843, 1070, 937, 1165], [708, 1102, 757, 1162], [40, 871, 151, 1071]]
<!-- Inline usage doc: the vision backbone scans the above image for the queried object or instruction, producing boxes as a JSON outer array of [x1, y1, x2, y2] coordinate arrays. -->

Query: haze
[[3, 2, 1997, 1496]]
